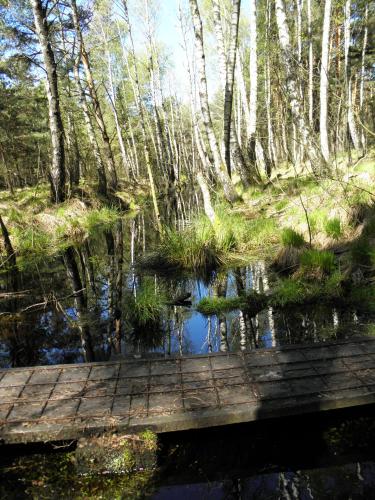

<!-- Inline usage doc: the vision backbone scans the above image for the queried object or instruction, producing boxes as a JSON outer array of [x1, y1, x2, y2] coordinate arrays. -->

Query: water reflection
[[0, 212, 374, 367]]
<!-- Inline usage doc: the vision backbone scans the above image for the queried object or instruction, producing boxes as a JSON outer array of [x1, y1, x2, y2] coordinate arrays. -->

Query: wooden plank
[[1, 337, 375, 444]]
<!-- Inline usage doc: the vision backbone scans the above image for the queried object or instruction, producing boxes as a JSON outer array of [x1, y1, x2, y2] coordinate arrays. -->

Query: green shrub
[[197, 291, 267, 316], [299, 249, 336, 275], [281, 228, 305, 248], [324, 218, 342, 239]]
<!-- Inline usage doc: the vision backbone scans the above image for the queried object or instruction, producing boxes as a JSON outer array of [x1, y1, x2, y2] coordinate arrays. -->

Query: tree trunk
[[248, 0, 258, 168], [344, 0, 360, 151], [359, 3, 368, 151], [320, 0, 331, 162], [73, 62, 108, 196], [223, 0, 241, 178], [101, 19, 131, 179], [120, 0, 162, 232], [71, 0, 118, 191], [274, 0, 323, 171], [189, 0, 238, 203], [31, 0, 65, 203], [307, 0, 314, 127], [63, 247, 95, 362]]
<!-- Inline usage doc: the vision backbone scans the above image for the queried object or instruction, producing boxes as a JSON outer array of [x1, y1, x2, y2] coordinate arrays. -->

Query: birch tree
[[31, 0, 66, 202], [344, 0, 360, 150], [274, 0, 323, 170], [359, 3, 368, 151], [71, 0, 118, 191], [189, 0, 239, 203], [223, 0, 241, 178], [320, 0, 331, 162]]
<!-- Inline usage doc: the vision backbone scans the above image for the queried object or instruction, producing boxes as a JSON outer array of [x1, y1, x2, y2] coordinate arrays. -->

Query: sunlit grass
[[281, 228, 305, 248], [324, 217, 342, 240]]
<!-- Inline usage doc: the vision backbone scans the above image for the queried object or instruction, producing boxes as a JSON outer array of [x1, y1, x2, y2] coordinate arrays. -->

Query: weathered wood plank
[[1, 337, 375, 444]]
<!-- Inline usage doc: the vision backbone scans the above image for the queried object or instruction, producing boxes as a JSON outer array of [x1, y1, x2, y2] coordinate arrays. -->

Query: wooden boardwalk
[[2, 337, 375, 444]]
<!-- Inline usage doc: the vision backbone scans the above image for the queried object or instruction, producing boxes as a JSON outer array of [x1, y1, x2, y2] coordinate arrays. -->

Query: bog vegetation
[[0, 0, 374, 360]]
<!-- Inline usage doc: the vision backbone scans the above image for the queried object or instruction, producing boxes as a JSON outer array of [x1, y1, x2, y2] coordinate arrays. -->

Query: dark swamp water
[[1, 210, 375, 498], [0, 212, 374, 367]]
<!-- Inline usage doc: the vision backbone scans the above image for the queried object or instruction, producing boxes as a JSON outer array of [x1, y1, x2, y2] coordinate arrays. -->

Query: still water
[[0, 212, 374, 368], [1, 212, 375, 498]]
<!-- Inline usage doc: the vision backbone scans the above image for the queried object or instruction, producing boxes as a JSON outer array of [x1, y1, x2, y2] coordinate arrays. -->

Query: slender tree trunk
[[189, 0, 238, 202], [71, 0, 118, 191], [248, 0, 258, 167], [344, 0, 360, 150], [0, 215, 16, 268], [100, 20, 131, 179], [31, 0, 65, 202], [73, 62, 108, 196], [63, 247, 95, 362], [274, 0, 323, 170], [121, 1, 162, 232], [197, 172, 216, 224], [66, 112, 80, 188], [359, 3, 368, 151], [211, 1, 250, 184], [223, 0, 241, 178], [320, 0, 331, 162], [307, 0, 314, 127]]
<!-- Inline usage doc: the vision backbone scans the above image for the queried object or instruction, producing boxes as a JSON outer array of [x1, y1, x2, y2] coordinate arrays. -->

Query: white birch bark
[[73, 62, 107, 196], [320, 0, 331, 162], [100, 20, 131, 179], [248, 0, 257, 152], [71, 0, 118, 190], [120, 0, 162, 231], [189, 0, 238, 202], [359, 3, 368, 151], [274, 0, 323, 169], [344, 0, 360, 150], [307, 0, 314, 126], [31, 0, 66, 202]]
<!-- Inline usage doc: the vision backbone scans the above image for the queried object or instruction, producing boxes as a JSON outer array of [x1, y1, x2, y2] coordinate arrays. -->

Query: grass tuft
[[299, 249, 336, 276], [281, 228, 305, 248], [324, 218, 342, 240]]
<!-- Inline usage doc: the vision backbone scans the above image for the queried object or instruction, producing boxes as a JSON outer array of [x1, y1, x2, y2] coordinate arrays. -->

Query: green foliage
[[309, 208, 328, 234], [129, 278, 167, 326], [281, 228, 305, 248], [324, 218, 342, 239], [270, 279, 307, 307], [275, 199, 288, 211], [197, 291, 267, 316], [12, 225, 51, 256], [139, 430, 158, 452], [245, 216, 279, 248], [197, 296, 245, 315], [160, 221, 222, 271], [270, 271, 344, 308], [299, 249, 336, 275], [348, 285, 375, 313], [83, 207, 120, 232]]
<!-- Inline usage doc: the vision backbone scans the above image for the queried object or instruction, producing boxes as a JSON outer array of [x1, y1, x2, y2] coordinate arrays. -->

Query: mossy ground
[[144, 152, 374, 282], [0, 183, 130, 268]]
